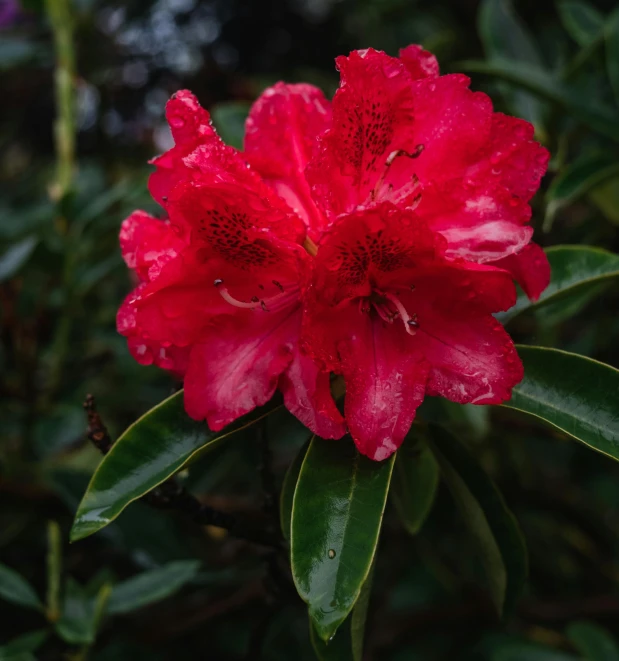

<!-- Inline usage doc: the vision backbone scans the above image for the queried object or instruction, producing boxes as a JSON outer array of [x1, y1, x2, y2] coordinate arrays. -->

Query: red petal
[[119, 210, 186, 282], [405, 75, 493, 185], [117, 286, 190, 376], [183, 309, 298, 429], [417, 181, 534, 262], [398, 44, 439, 80], [148, 90, 220, 206], [336, 311, 429, 461], [489, 242, 550, 301], [466, 113, 549, 202], [167, 179, 305, 261], [310, 204, 443, 306], [245, 83, 331, 239], [416, 312, 524, 405], [307, 48, 417, 218], [279, 348, 346, 439]]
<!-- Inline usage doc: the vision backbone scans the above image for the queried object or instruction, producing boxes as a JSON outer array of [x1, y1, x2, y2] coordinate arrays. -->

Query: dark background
[[2, 0, 619, 659]]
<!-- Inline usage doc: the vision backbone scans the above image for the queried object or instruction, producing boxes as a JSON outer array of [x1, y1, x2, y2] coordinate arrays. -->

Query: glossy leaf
[[0, 236, 37, 282], [507, 346, 619, 461], [499, 245, 619, 323], [478, 0, 545, 127], [309, 564, 375, 661], [390, 434, 439, 536], [211, 101, 251, 150], [567, 620, 619, 660], [107, 560, 201, 614], [459, 59, 619, 141], [544, 152, 619, 229], [428, 426, 527, 616], [607, 9, 619, 106], [71, 391, 272, 541], [558, 0, 604, 46], [280, 441, 310, 542], [0, 563, 42, 611], [291, 437, 394, 641]]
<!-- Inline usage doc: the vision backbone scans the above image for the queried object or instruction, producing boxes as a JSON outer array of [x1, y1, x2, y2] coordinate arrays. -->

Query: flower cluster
[[118, 45, 549, 461]]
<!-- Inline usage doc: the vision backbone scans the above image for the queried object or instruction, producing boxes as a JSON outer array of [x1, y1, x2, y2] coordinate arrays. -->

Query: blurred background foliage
[[2, 0, 619, 659]]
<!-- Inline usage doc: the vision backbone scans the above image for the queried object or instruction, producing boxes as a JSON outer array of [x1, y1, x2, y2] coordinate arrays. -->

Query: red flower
[[118, 45, 550, 460], [306, 45, 550, 299], [301, 205, 520, 460], [296, 45, 549, 458], [118, 91, 345, 438]]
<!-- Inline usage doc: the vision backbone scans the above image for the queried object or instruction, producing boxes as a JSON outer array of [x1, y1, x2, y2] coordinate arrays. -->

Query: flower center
[[359, 288, 419, 335], [214, 279, 298, 313], [368, 146, 424, 207]]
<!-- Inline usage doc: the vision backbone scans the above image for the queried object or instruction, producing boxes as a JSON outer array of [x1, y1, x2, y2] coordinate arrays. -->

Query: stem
[[46, 0, 76, 202], [46, 520, 62, 623]]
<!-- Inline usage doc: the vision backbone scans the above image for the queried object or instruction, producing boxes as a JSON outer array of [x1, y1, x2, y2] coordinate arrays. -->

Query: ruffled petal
[[417, 181, 534, 262], [489, 242, 550, 301], [307, 48, 417, 218], [117, 286, 190, 376], [244, 82, 331, 239], [335, 311, 429, 461], [415, 312, 524, 405], [279, 347, 346, 439], [310, 204, 443, 306], [184, 309, 298, 430], [148, 90, 220, 207], [464, 113, 549, 202], [398, 44, 439, 80], [119, 210, 186, 282], [175, 158, 306, 246]]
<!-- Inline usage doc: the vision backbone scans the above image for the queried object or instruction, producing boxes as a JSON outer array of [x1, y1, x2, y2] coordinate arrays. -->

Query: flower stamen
[[214, 279, 295, 313]]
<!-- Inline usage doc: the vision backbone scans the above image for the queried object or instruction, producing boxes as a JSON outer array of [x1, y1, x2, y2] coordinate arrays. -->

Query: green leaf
[[291, 437, 394, 641], [390, 433, 439, 535], [0, 630, 49, 660], [309, 564, 375, 661], [459, 59, 619, 141], [544, 152, 619, 230], [0, 563, 42, 611], [280, 441, 310, 542], [557, 1, 605, 46], [0, 236, 37, 282], [507, 346, 619, 461], [499, 245, 619, 323], [71, 391, 273, 541], [567, 620, 619, 660], [478, 0, 546, 127], [606, 9, 619, 107], [55, 579, 101, 645], [211, 102, 251, 149], [107, 560, 200, 614], [428, 426, 527, 616]]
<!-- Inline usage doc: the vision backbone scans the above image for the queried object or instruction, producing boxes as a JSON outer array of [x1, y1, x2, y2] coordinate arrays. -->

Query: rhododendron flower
[[118, 91, 345, 438], [117, 44, 550, 461]]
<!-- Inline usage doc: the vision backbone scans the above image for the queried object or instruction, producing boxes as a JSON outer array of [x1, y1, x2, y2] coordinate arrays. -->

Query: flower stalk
[[46, 0, 76, 203]]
